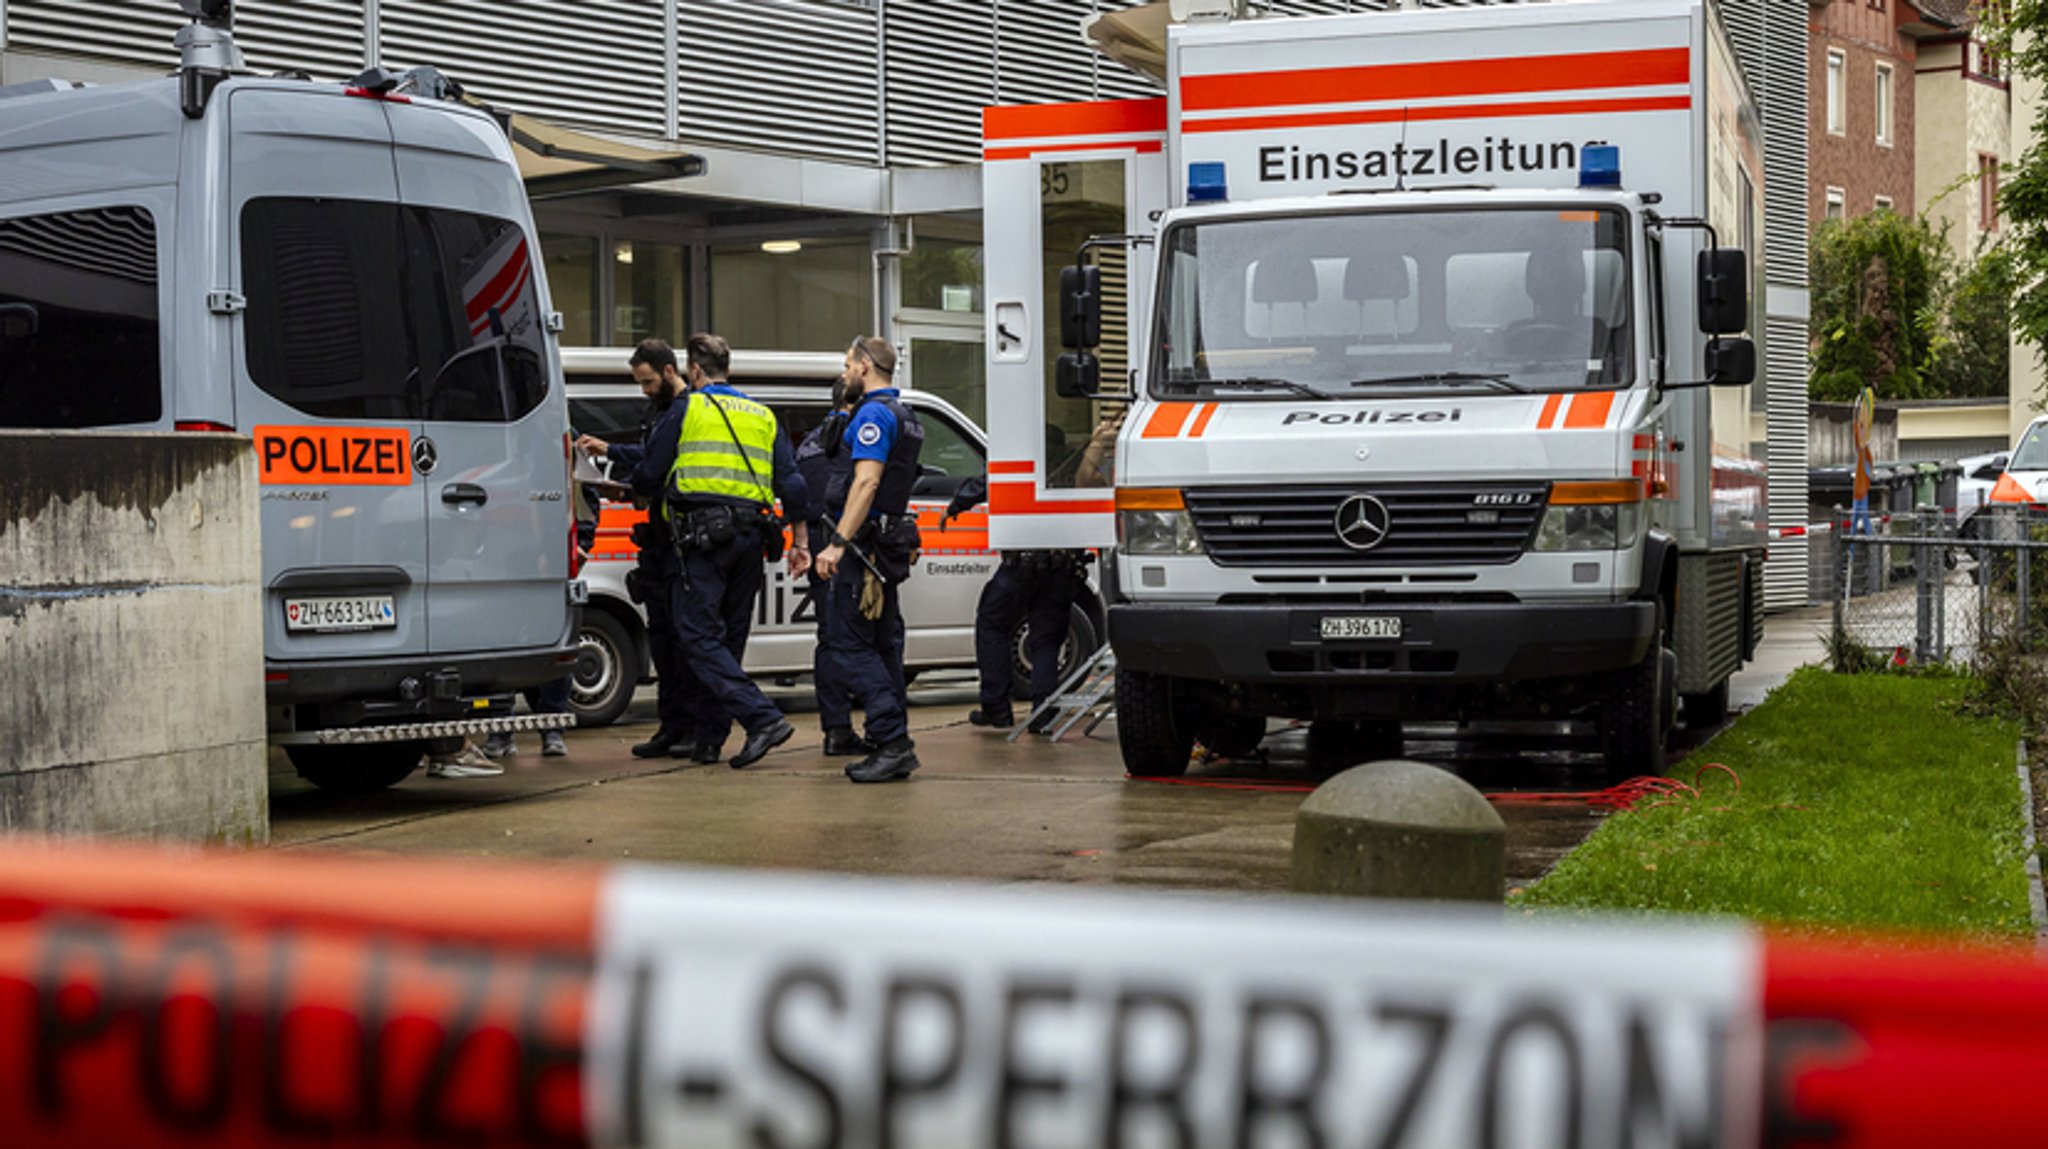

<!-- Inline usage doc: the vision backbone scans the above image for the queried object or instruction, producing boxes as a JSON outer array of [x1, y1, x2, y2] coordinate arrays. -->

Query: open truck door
[[982, 99, 1169, 550]]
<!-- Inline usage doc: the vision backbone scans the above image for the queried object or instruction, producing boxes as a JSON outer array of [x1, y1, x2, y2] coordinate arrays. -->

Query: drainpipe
[[872, 216, 915, 341]]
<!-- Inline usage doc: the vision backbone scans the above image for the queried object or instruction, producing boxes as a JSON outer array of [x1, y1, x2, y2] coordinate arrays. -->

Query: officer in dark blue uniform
[[795, 381, 867, 757], [577, 340, 710, 760], [660, 332, 812, 769], [812, 336, 925, 784]]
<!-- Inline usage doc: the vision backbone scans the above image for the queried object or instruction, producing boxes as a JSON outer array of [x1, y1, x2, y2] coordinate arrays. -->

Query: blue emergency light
[[1188, 162, 1229, 203], [1579, 144, 1622, 188]]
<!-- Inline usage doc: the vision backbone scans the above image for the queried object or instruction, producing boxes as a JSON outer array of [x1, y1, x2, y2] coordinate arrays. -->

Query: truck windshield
[[1151, 207, 1633, 399]]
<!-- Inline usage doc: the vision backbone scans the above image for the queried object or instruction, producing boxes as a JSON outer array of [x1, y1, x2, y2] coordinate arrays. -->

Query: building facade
[[1808, 0, 1939, 222], [0, 0, 1817, 603], [1912, 2, 2011, 253]]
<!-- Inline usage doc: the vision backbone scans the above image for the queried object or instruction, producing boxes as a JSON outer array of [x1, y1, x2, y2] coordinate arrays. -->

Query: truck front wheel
[[286, 743, 423, 794], [1599, 636, 1676, 781], [1116, 667, 1195, 777]]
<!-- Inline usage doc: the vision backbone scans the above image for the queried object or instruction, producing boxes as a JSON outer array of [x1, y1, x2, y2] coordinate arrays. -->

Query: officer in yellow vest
[[664, 333, 812, 769]]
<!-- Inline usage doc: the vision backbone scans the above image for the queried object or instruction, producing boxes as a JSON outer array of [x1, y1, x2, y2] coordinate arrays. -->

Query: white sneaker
[[424, 743, 504, 779], [426, 760, 505, 779]]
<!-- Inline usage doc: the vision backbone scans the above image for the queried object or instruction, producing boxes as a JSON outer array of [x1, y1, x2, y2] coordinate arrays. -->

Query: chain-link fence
[[1820, 506, 2048, 669]]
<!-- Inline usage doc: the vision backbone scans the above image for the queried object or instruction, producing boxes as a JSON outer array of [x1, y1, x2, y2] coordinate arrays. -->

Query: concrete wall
[[0, 433, 267, 843]]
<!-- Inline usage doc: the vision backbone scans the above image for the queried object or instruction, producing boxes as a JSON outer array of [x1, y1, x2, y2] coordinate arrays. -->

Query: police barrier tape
[[2, 841, 2047, 1148]]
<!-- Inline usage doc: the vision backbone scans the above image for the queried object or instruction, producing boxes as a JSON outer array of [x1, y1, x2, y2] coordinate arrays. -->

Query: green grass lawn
[[1517, 667, 2036, 940]]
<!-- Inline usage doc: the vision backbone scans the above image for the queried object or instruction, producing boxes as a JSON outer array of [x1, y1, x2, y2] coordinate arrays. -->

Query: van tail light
[[343, 87, 412, 103], [569, 519, 586, 579], [176, 421, 235, 433]]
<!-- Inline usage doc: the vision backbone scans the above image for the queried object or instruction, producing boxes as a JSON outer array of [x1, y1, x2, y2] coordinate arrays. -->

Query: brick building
[[1808, 0, 1960, 222]]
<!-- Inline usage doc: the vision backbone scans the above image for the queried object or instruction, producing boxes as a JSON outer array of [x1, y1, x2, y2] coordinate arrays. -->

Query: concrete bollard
[[1289, 760, 1505, 902]]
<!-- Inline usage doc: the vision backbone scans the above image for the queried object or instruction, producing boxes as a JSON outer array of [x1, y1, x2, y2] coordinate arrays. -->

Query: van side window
[[0, 206, 162, 428], [912, 409, 986, 499], [242, 197, 548, 423]]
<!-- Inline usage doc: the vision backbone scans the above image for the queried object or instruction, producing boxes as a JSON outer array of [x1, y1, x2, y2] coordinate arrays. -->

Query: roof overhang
[[499, 111, 707, 199], [1081, 1, 1173, 82]]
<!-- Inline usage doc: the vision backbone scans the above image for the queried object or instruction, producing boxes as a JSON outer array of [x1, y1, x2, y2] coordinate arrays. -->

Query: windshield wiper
[[1174, 375, 1340, 401], [1347, 371, 1529, 394]]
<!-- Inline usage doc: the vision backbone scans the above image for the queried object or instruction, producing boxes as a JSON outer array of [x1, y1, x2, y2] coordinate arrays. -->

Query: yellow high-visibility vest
[[668, 390, 777, 506]]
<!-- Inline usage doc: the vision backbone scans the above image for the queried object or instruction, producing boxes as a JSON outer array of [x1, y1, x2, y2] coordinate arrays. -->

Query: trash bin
[[1934, 461, 1962, 513], [1913, 461, 1940, 510]]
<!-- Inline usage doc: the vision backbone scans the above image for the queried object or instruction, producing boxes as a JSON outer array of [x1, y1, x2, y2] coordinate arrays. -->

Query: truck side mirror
[[1697, 248, 1748, 336], [1056, 351, 1101, 399], [1705, 336, 1755, 387], [1060, 265, 1101, 350]]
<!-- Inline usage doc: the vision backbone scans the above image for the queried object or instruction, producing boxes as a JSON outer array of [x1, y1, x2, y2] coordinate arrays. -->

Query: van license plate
[[285, 595, 396, 633], [1320, 615, 1400, 640]]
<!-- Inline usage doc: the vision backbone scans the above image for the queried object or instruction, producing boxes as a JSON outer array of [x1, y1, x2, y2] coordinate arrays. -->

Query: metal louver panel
[[884, 0, 995, 166], [678, 0, 880, 164], [5, 1, 366, 80], [379, 0, 662, 135], [1723, 0, 1811, 607], [994, 0, 1097, 107]]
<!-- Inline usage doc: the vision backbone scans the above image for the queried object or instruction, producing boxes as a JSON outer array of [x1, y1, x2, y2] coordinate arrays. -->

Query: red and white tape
[[0, 842, 2044, 1148]]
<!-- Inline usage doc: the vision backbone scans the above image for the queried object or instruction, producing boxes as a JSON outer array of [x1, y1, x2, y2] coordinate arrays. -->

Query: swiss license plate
[[285, 595, 396, 633], [1320, 615, 1401, 640]]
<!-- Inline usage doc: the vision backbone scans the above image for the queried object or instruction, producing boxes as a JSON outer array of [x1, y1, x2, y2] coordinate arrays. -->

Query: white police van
[[562, 348, 1104, 727], [0, 4, 579, 792]]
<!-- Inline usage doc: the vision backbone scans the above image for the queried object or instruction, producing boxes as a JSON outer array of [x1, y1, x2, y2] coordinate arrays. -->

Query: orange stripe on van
[[1188, 403, 1221, 439], [1143, 403, 1197, 439], [254, 425, 411, 486], [1563, 393, 1616, 429], [1537, 395, 1563, 430]]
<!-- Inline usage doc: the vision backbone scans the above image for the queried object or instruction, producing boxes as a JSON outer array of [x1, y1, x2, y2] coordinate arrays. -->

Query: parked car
[[1954, 449, 2009, 535], [561, 347, 1104, 727]]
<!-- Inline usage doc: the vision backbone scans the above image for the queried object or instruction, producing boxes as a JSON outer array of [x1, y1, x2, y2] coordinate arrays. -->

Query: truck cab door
[[229, 89, 429, 662], [387, 103, 572, 656], [982, 99, 1167, 551]]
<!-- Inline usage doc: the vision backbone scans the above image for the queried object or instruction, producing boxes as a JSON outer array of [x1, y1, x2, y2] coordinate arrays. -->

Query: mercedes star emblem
[[1334, 494, 1391, 551], [412, 436, 438, 477]]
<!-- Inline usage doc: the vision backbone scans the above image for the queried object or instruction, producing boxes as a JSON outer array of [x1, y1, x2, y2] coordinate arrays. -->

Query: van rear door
[[387, 104, 571, 654], [230, 89, 430, 662]]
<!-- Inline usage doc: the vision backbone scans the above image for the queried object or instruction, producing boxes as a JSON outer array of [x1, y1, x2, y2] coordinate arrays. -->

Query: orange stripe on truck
[[1181, 47, 1690, 112], [1537, 395, 1563, 429], [1563, 393, 1616, 429], [1182, 95, 1692, 136], [982, 97, 1168, 142], [1142, 403, 1196, 439]]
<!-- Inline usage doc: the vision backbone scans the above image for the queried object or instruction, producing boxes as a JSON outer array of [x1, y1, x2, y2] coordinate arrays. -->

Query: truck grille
[[1185, 483, 1549, 567]]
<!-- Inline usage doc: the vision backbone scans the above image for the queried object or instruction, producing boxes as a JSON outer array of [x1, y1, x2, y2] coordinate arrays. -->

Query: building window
[[611, 241, 687, 348], [709, 236, 874, 353], [1976, 40, 2003, 81], [1982, 154, 2002, 231], [541, 233, 600, 347], [1875, 63, 1894, 147], [1867, 0, 1884, 9], [1826, 50, 1846, 136], [1825, 187, 1846, 221], [1874, 195, 1893, 213]]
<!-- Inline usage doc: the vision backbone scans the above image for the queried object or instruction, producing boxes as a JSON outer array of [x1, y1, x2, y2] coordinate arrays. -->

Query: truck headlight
[[1533, 481, 1644, 552], [1115, 488, 1204, 556]]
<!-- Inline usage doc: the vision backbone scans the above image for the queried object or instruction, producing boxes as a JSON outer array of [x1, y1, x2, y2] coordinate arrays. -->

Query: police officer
[[796, 381, 868, 757], [953, 492, 1087, 733], [955, 411, 1117, 731], [576, 340, 710, 761], [664, 332, 811, 769], [813, 336, 925, 784]]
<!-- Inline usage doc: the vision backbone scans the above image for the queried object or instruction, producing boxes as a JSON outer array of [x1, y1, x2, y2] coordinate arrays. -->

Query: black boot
[[822, 728, 877, 756], [846, 738, 920, 783], [730, 718, 794, 769], [968, 708, 1014, 729], [631, 729, 683, 759]]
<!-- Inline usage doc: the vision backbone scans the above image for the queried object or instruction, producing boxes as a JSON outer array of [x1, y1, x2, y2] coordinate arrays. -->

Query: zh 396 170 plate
[[1320, 615, 1401, 640]]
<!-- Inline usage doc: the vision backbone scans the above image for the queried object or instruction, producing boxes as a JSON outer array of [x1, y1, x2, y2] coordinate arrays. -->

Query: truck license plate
[[285, 595, 396, 633], [1320, 615, 1400, 640]]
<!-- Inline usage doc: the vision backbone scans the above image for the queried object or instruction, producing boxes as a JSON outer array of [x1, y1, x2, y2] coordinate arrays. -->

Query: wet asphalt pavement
[[266, 605, 1825, 894]]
